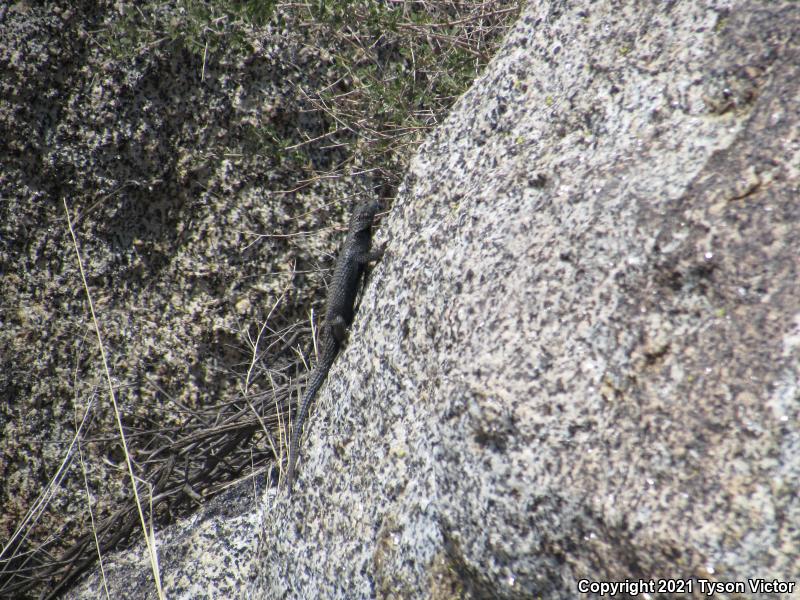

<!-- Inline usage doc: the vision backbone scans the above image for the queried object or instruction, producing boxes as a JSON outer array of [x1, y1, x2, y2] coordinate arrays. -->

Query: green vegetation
[[100, 0, 522, 190]]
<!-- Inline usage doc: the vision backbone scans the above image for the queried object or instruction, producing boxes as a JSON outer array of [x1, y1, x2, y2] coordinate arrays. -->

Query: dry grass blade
[[0, 314, 306, 598], [63, 198, 166, 599]]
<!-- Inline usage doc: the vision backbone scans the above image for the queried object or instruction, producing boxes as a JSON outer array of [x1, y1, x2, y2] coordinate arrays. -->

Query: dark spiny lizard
[[286, 202, 382, 492]]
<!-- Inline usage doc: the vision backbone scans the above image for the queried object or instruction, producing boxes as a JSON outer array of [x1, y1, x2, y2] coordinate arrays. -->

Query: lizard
[[286, 201, 383, 492]]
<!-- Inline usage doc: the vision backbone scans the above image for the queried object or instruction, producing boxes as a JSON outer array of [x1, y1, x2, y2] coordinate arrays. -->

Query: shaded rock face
[[252, 1, 799, 598], [0, 1, 364, 597], [51, 0, 800, 598]]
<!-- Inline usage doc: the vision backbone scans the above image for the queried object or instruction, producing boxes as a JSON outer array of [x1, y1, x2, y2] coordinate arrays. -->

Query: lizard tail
[[286, 337, 339, 492]]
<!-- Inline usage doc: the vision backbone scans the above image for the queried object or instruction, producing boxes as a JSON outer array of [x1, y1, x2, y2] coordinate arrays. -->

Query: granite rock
[[30, 0, 800, 598], [253, 1, 800, 598]]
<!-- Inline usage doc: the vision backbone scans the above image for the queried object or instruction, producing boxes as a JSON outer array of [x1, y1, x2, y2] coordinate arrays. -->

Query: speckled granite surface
[[253, 1, 799, 598], [41, 1, 800, 598]]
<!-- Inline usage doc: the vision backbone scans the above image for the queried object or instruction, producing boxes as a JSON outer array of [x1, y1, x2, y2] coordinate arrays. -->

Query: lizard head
[[349, 201, 381, 232]]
